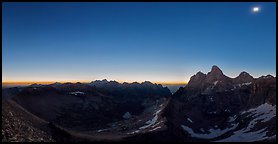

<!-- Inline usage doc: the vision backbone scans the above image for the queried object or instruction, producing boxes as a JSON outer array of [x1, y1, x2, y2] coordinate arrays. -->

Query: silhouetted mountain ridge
[[2, 66, 276, 142]]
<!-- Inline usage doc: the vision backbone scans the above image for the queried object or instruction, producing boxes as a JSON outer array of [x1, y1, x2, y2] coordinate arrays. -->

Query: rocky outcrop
[[123, 112, 132, 119], [248, 75, 276, 106], [7, 81, 171, 132], [233, 71, 254, 84], [2, 66, 275, 142], [170, 65, 276, 142]]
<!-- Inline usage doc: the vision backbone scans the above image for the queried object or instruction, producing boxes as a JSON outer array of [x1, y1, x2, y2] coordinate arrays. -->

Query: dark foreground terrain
[[2, 66, 276, 142]]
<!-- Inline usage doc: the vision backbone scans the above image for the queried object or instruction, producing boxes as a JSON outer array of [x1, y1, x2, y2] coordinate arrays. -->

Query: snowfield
[[181, 103, 276, 141], [128, 102, 165, 135], [181, 123, 238, 139], [139, 109, 162, 130], [241, 103, 276, 122], [216, 103, 276, 142]]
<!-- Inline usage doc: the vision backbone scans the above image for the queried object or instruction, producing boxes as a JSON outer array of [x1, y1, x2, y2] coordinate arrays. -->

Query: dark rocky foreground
[[2, 100, 54, 142], [2, 66, 276, 142]]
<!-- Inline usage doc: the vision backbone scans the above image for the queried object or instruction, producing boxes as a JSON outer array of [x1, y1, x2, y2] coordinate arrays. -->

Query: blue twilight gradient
[[2, 2, 276, 83]]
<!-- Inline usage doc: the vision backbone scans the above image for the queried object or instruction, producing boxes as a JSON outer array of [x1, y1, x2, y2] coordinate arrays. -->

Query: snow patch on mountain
[[216, 103, 276, 142], [241, 103, 276, 122], [237, 82, 252, 87], [139, 109, 161, 130], [127, 130, 140, 135], [187, 118, 193, 123], [151, 120, 164, 128], [227, 115, 237, 123], [69, 91, 85, 95], [149, 126, 161, 132], [181, 123, 238, 139], [97, 128, 109, 133], [215, 128, 269, 142]]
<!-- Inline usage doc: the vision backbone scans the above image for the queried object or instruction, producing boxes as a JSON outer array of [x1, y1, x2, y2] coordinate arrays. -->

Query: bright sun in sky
[[253, 7, 260, 12]]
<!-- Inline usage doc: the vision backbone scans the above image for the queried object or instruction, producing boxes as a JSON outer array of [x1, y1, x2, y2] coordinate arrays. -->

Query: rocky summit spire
[[187, 71, 206, 88], [210, 65, 223, 75], [238, 71, 253, 79], [233, 71, 254, 84], [205, 65, 226, 83]]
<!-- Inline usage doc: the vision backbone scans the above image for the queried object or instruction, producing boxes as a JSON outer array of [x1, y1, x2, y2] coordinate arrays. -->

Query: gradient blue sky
[[2, 2, 276, 83]]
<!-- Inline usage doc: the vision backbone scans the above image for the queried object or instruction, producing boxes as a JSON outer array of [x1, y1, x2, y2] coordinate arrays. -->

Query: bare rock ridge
[[233, 71, 254, 84], [209, 65, 224, 76], [2, 80, 171, 142], [2, 65, 276, 142], [187, 71, 206, 88], [169, 65, 276, 142]]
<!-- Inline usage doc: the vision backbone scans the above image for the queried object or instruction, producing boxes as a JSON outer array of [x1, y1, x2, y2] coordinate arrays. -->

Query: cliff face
[[169, 66, 276, 142], [2, 66, 276, 142], [174, 65, 276, 107]]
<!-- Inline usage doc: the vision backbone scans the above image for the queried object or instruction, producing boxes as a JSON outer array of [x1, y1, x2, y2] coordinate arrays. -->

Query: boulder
[[123, 112, 132, 119]]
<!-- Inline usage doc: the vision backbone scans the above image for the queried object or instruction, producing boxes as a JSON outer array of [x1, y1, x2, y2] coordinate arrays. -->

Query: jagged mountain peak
[[235, 71, 254, 82], [209, 65, 223, 75], [205, 65, 227, 83], [91, 79, 108, 82], [51, 82, 62, 85], [142, 81, 154, 85], [196, 71, 206, 76], [237, 71, 253, 78], [260, 75, 275, 79], [239, 71, 249, 76], [234, 71, 254, 84], [187, 66, 225, 87], [187, 71, 206, 88]]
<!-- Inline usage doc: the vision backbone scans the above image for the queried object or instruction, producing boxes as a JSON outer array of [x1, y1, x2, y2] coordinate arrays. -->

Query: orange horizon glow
[[2, 80, 187, 85]]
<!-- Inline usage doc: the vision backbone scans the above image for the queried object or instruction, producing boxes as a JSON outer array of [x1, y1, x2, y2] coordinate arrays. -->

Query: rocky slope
[[2, 66, 276, 142], [2, 99, 55, 142], [170, 65, 276, 142], [3, 81, 171, 134]]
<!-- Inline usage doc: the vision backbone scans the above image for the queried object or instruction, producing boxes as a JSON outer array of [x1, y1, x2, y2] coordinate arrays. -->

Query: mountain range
[[2, 65, 276, 142]]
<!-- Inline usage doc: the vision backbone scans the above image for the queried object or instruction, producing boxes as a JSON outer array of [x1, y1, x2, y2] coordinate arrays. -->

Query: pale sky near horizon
[[2, 2, 276, 84]]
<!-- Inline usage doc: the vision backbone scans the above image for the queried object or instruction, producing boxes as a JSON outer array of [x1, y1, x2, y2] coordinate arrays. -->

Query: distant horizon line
[[3, 72, 276, 86], [2, 80, 187, 85]]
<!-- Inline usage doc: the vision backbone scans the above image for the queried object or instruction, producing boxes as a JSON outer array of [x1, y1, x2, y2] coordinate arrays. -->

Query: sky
[[2, 2, 276, 84]]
